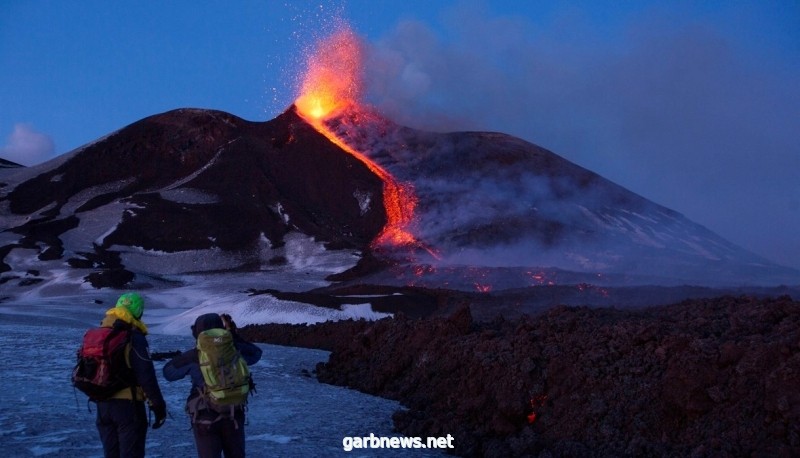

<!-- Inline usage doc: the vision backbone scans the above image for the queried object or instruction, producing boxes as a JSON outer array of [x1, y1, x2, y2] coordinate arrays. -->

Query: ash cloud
[[0, 123, 55, 166], [360, 3, 800, 271]]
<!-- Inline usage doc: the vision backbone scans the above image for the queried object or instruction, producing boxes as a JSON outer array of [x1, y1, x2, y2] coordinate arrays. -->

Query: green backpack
[[196, 328, 251, 409]]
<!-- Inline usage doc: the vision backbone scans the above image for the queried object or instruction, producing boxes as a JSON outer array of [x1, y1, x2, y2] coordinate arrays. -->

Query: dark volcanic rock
[[0, 157, 23, 170], [2, 107, 387, 268], [295, 295, 800, 457], [239, 319, 375, 352]]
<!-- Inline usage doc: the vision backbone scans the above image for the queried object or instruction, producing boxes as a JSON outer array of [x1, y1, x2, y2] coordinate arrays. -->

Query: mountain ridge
[[1, 106, 797, 289]]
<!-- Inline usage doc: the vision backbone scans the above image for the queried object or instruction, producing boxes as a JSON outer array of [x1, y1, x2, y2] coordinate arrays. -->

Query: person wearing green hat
[[95, 292, 167, 457], [116, 292, 145, 320]]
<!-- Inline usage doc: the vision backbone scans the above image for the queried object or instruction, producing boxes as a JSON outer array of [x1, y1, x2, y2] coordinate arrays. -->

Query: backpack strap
[[114, 327, 137, 399], [105, 326, 139, 420], [186, 388, 243, 429], [187, 387, 223, 426], [101, 326, 122, 358]]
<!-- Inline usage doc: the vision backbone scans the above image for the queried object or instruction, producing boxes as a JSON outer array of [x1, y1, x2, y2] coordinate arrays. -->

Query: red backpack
[[72, 326, 135, 401]]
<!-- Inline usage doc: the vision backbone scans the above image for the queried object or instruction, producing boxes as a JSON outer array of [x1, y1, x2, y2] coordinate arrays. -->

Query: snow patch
[[161, 144, 228, 192], [283, 232, 359, 272], [61, 200, 132, 250], [249, 433, 298, 444], [152, 287, 390, 335], [115, 245, 250, 275], [159, 188, 220, 205], [681, 237, 722, 261], [340, 303, 393, 320], [272, 202, 290, 224], [353, 189, 372, 215], [0, 201, 60, 229]]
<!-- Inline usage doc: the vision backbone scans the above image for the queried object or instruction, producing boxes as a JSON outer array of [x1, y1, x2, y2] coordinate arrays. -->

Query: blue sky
[[2, 0, 799, 271]]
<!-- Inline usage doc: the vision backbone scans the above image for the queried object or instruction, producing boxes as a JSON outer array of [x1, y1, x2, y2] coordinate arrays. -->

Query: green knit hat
[[116, 292, 144, 319]]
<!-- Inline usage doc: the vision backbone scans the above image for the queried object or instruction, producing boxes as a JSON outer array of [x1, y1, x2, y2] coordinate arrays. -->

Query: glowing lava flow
[[295, 26, 419, 248]]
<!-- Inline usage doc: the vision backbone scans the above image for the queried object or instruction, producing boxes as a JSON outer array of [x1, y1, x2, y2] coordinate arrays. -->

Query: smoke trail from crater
[[357, 3, 800, 270]]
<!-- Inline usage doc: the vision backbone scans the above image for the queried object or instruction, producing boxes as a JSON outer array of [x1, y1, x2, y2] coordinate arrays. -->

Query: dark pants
[[96, 399, 148, 458], [192, 409, 246, 458]]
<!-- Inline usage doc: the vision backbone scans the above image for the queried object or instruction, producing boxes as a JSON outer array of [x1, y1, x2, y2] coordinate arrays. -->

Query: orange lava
[[295, 26, 361, 121], [294, 25, 419, 248]]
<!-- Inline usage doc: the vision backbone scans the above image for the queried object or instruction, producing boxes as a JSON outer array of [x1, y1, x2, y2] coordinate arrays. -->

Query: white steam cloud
[[0, 123, 56, 166]]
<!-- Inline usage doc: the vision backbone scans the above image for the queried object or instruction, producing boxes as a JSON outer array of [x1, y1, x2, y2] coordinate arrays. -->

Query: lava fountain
[[295, 26, 419, 249]]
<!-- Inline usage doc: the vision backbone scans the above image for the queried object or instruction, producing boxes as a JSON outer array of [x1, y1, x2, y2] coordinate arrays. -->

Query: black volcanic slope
[[4, 108, 387, 256], [0, 157, 23, 169]]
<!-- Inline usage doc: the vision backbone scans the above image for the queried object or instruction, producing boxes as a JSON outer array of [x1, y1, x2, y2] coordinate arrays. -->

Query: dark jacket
[[127, 327, 167, 407]]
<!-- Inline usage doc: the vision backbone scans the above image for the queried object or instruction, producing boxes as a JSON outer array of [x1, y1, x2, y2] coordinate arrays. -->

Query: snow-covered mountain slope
[[1, 106, 797, 291], [324, 107, 799, 286]]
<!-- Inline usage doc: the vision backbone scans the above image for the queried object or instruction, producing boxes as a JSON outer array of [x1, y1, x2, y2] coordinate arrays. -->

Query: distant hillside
[[0, 157, 23, 169]]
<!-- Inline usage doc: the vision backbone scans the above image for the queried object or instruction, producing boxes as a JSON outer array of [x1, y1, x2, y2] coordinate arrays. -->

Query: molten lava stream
[[295, 105, 418, 249], [293, 25, 436, 256]]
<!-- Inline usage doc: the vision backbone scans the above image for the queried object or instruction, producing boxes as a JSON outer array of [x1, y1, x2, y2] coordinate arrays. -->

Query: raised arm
[[234, 337, 263, 366], [162, 348, 196, 381]]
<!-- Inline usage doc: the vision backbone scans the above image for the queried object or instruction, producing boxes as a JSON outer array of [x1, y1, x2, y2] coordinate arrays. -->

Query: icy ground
[[0, 298, 441, 457]]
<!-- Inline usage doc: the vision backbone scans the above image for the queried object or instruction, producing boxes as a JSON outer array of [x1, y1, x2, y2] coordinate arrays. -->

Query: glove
[[151, 402, 167, 430], [221, 313, 237, 333]]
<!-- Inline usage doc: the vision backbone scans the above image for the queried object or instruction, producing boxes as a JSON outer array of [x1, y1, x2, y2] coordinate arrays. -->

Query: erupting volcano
[[1, 23, 797, 297], [294, 26, 420, 250]]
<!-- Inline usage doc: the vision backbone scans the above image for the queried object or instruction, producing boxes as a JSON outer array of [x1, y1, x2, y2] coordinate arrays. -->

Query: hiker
[[94, 292, 168, 457], [163, 313, 262, 458]]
